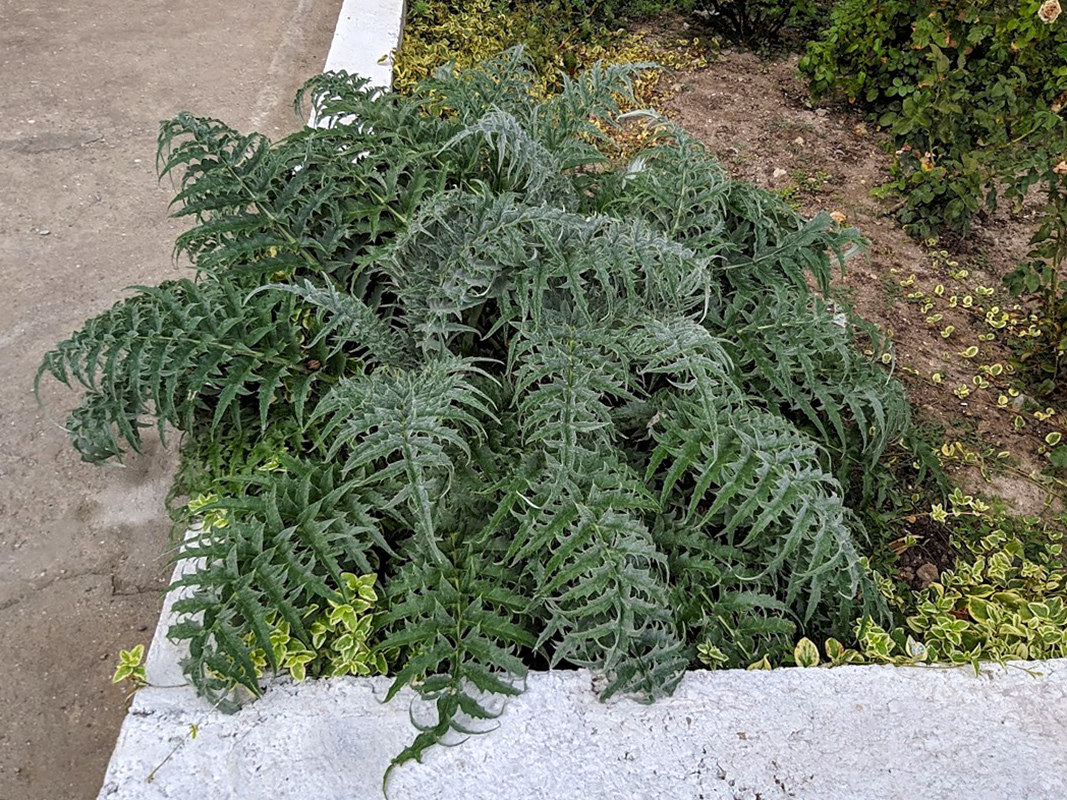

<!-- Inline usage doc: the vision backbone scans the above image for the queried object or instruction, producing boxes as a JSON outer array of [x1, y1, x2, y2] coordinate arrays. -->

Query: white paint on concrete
[[308, 0, 405, 126], [102, 561, 1067, 800], [100, 648, 1067, 800], [102, 499, 1067, 799], [323, 0, 406, 87]]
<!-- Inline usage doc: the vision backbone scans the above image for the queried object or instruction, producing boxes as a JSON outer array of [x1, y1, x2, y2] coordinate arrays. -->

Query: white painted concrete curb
[[101, 588, 1067, 800], [322, 0, 406, 87], [95, 3, 1067, 798], [99, 533, 1067, 800]]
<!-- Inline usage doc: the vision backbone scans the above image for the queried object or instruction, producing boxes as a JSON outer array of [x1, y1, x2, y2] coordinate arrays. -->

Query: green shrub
[[906, 527, 1067, 665], [395, 0, 553, 92], [801, 0, 1067, 236], [38, 51, 913, 772], [772, 494, 1067, 672], [692, 0, 821, 47], [1004, 159, 1067, 396]]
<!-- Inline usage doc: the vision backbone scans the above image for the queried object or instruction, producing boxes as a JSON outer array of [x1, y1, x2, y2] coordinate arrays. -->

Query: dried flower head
[[1039, 0, 1062, 24], [1054, 160, 1067, 176]]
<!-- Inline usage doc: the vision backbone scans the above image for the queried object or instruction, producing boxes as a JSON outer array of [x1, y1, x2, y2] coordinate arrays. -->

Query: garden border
[[99, 570, 1067, 799], [95, 2, 1067, 797]]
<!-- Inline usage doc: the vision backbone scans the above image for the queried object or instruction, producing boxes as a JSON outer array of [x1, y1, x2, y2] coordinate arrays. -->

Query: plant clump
[[690, 0, 824, 48], [38, 51, 915, 772], [860, 494, 1067, 671]]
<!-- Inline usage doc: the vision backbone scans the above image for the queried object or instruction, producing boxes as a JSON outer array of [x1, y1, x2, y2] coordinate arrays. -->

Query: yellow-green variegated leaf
[[794, 637, 820, 668]]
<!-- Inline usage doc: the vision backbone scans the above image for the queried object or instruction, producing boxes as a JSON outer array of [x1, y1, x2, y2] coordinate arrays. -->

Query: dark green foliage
[[378, 535, 535, 783], [800, 0, 1067, 235], [1004, 164, 1067, 397], [691, 0, 820, 47], [39, 51, 916, 772], [35, 278, 308, 462]]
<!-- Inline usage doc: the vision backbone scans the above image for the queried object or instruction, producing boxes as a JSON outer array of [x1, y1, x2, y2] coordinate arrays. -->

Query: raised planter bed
[[86, 3, 1067, 799]]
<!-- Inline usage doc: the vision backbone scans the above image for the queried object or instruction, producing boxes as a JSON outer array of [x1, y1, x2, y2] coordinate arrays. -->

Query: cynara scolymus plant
[[38, 50, 912, 771]]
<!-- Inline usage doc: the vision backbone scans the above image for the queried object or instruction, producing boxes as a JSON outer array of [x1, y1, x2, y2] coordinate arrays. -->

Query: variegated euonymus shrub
[[39, 50, 914, 769]]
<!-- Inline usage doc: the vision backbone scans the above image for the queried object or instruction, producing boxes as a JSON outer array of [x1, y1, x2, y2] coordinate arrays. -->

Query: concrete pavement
[[0, 3, 340, 797]]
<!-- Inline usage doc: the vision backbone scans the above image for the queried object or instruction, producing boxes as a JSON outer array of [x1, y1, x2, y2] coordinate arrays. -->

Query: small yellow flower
[[1040, 0, 1062, 24]]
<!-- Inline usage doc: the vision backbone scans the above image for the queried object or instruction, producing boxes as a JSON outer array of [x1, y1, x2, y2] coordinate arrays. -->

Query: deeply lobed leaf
[[38, 52, 926, 774]]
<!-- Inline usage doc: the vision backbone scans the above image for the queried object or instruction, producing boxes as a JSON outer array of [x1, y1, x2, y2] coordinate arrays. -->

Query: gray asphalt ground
[[0, 2, 340, 796]]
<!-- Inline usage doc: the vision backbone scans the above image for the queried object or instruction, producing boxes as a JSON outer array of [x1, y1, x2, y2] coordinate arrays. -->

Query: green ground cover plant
[[749, 492, 1067, 673], [394, 0, 710, 166], [858, 492, 1066, 670], [40, 52, 921, 772], [394, 0, 705, 97]]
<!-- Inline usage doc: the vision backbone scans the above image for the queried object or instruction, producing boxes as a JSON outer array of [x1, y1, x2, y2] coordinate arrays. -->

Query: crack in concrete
[[0, 131, 104, 153], [0, 565, 117, 613], [110, 574, 170, 597]]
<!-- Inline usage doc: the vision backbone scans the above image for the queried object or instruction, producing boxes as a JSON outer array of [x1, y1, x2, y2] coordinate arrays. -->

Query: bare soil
[[666, 49, 1066, 518], [0, 2, 339, 798]]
